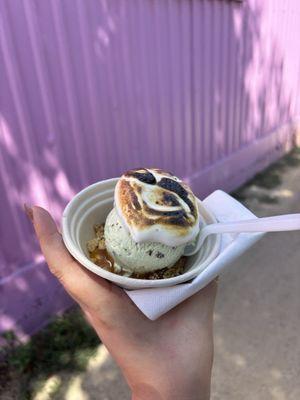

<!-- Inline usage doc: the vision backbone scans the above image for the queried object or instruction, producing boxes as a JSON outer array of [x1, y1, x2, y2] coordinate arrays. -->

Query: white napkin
[[125, 190, 264, 320]]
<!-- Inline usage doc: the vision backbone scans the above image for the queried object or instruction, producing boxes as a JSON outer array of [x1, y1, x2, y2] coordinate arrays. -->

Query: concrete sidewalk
[[212, 154, 300, 400], [32, 152, 300, 400]]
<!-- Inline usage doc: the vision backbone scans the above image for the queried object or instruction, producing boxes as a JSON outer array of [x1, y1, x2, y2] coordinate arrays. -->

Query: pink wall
[[1, 0, 300, 339]]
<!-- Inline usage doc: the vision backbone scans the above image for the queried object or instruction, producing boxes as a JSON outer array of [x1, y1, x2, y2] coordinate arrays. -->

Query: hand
[[28, 205, 217, 400]]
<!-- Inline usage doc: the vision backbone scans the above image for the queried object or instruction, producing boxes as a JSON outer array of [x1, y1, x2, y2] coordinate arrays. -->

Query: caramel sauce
[[89, 247, 187, 280], [89, 248, 115, 273]]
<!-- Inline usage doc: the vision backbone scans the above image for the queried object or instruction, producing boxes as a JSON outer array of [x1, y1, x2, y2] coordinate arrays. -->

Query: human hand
[[27, 205, 217, 400]]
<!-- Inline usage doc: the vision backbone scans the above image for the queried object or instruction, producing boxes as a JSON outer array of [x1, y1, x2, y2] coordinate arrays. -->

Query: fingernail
[[24, 203, 34, 223]]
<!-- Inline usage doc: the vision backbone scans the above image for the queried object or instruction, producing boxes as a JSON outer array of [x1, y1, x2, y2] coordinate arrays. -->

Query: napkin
[[125, 190, 264, 320]]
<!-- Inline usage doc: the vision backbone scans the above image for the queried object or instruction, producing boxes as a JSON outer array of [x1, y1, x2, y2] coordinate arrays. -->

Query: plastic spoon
[[184, 213, 300, 256]]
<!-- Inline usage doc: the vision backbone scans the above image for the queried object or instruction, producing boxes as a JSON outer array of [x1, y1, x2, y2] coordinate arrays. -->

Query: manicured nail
[[24, 203, 34, 223]]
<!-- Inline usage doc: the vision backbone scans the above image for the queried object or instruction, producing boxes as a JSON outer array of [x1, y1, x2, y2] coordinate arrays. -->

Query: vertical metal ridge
[[135, 0, 152, 167], [96, 0, 128, 174], [227, 1, 235, 154], [50, 0, 87, 185], [152, 1, 165, 170], [239, 3, 249, 146], [0, 2, 35, 160], [126, 0, 141, 167], [231, 2, 242, 152], [0, 119, 28, 273], [165, 0, 175, 172], [0, 2, 41, 261], [209, 0, 215, 163], [75, 0, 107, 178], [202, 0, 210, 166], [181, 0, 193, 176], [110, 0, 133, 171], [127, 0, 146, 168], [218, 0, 226, 156], [221, 1, 230, 156], [165, 0, 181, 174], [190, 0, 200, 171], [86, 0, 119, 176], [23, 2, 56, 143], [138, 0, 160, 168], [189, 0, 195, 171], [282, 0, 292, 123], [159, 0, 179, 170]]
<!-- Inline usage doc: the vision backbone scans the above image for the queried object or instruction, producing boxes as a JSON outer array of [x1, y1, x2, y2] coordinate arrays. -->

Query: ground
[[1, 149, 300, 400]]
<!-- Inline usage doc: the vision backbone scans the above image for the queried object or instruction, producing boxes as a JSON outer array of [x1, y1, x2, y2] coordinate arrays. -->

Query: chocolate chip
[[147, 250, 153, 256], [156, 251, 165, 258]]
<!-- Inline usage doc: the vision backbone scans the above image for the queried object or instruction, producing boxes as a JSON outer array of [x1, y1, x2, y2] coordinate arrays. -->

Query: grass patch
[[248, 167, 282, 189], [0, 307, 99, 399], [232, 146, 300, 204]]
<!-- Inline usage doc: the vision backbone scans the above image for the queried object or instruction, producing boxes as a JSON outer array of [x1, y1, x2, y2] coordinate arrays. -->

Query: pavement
[[32, 152, 300, 400]]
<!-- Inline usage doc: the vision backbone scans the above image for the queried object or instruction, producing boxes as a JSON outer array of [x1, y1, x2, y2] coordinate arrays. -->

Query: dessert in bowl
[[62, 168, 221, 289]]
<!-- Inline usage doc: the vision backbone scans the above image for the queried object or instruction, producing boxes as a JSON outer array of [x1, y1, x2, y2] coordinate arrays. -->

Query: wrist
[[130, 379, 210, 400]]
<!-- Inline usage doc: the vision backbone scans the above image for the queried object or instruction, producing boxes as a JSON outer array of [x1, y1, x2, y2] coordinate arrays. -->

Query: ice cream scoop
[[104, 168, 201, 275], [105, 208, 186, 275]]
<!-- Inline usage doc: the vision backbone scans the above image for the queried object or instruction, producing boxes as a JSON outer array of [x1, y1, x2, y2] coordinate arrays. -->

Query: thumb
[[31, 205, 72, 282], [29, 205, 125, 311]]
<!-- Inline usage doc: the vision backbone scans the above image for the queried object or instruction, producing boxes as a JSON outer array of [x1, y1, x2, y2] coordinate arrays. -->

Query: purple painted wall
[[1, 0, 300, 339]]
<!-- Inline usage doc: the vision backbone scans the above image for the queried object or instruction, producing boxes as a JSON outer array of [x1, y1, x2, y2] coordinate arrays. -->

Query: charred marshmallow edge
[[114, 168, 201, 247]]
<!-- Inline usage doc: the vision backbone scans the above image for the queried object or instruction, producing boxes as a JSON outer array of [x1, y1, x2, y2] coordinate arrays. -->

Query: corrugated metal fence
[[1, 0, 300, 338]]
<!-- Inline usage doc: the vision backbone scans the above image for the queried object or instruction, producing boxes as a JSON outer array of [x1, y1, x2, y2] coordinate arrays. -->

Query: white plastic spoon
[[184, 213, 300, 256]]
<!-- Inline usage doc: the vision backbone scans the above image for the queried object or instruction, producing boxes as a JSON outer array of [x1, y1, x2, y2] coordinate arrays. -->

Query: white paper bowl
[[62, 178, 221, 289]]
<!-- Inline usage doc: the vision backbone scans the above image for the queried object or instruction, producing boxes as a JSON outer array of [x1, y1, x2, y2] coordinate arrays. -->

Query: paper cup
[[62, 178, 221, 289]]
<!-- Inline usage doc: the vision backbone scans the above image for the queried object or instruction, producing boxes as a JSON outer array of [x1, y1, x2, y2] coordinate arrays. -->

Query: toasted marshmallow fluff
[[114, 168, 200, 246]]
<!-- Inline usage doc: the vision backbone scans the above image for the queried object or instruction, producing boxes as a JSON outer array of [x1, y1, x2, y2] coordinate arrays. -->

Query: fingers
[[192, 279, 218, 311], [173, 278, 218, 325], [199, 278, 218, 301], [31, 206, 128, 313]]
